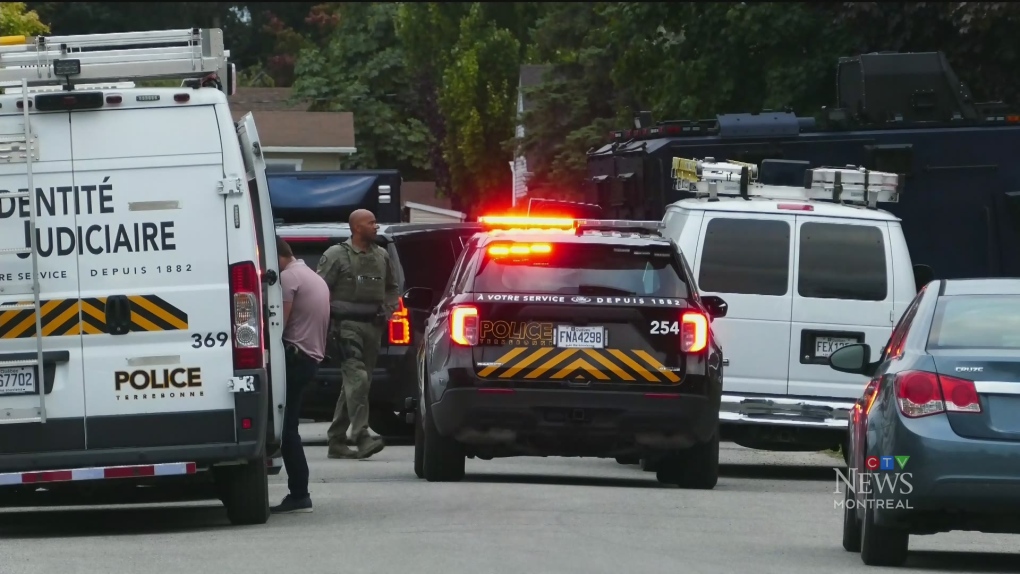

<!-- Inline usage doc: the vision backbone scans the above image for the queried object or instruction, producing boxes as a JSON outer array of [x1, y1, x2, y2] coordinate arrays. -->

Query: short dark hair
[[276, 236, 293, 258]]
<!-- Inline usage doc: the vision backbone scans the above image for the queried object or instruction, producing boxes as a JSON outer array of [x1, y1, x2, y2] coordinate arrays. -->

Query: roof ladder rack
[[0, 79, 46, 425], [0, 28, 233, 94], [671, 157, 902, 209]]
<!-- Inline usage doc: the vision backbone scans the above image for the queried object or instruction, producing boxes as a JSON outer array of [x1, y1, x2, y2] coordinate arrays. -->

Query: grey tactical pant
[[326, 319, 381, 450]]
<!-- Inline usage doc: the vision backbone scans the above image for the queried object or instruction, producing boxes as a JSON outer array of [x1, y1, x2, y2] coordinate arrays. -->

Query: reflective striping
[[0, 462, 197, 486], [633, 350, 681, 383], [477, 347, 527, 378], [607, 349, 660, 382], [524, 349, 578, 379], [480, 346, 682, 383], [0, 294, 192, 338], [499, 347, 553, 378], [0, 298, 81, 339]]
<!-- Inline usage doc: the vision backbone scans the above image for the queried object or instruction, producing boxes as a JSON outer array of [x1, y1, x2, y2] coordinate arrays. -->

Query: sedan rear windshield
[[470, 242, 689, 298], [928, 295, 1020, 349]]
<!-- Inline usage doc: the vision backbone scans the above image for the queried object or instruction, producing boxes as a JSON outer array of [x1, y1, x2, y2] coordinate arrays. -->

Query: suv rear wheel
[[422, 383, 465, 482], [655, 433, 719, 490]]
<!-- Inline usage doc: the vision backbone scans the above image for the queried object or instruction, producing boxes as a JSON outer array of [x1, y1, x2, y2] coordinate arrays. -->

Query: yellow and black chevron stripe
[[0, 298, 81, 339], [0, 295, 189, 339], [476, 347, 682, 384], [80, 295, 189, 335]]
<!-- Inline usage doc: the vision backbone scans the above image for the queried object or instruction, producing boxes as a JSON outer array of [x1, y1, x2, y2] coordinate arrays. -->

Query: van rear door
[[71, 104, 236, 449], [0, 104, 87, 460], [235, 113, 285, 449], [788, 216, 895, 398]]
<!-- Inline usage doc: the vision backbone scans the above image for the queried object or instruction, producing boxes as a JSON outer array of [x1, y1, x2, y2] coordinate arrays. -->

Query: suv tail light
[[680, 311, 708, 352], [229, 261, 263, 370], [388, 298, 411, 345], [894, 370, 981, 418], [450, 305, 479, 346]]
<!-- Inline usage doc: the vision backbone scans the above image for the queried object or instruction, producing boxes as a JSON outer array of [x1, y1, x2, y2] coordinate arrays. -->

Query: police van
[[661, 158, 928, 461], [0, 28, 286, 525]]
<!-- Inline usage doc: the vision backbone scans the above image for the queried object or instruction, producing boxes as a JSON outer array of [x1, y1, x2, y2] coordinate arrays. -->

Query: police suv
[[0, 29, 286, 525], [403, 216, 728, 488]]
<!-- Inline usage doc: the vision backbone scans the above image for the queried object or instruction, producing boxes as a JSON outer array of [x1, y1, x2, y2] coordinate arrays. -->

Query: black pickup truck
[[277, 221, 483, 438]]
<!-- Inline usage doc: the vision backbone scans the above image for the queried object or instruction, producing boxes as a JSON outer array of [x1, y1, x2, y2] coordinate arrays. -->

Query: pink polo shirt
[[281, 259, 331, 363]]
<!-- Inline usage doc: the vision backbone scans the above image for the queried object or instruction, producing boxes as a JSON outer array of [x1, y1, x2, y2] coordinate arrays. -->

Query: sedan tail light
[[894, 370, 981, 418]]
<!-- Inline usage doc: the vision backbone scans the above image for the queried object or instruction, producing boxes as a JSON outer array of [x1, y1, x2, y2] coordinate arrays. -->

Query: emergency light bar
[[0, 28, 234, 95], [671, 157, 902, 209], [478, 215, 665, 237]]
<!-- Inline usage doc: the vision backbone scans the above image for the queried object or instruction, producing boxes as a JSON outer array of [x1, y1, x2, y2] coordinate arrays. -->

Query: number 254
[[192, 332, 229, 348], [649, 320, 680, 335]]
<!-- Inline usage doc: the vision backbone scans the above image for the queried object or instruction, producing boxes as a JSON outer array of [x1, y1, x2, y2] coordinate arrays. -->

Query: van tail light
[[680, 311, 708, 352], [229, 261, 264, 370], [894, 370, 981, 418], [388, 298, 411, 345], [450, 305, 479, 346]]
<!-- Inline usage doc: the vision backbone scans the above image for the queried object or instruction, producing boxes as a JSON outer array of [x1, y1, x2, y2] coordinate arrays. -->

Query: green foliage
[[0, 2, 49, 36], [292, 3, 430, 175], [438, 4, 521, 208]]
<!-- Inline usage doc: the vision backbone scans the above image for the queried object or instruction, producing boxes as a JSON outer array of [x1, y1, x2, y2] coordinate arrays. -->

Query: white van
[[0, 29, 286, 524], [662, 158, 929, 456]]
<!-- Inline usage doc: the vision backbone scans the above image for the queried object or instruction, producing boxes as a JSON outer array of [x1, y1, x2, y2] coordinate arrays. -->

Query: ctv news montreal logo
[[834, 455, 914, 510]]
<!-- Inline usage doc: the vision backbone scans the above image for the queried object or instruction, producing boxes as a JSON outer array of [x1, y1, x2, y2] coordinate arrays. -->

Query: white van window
[[698, 218, 790, 296], [798, 222, 887, 301]]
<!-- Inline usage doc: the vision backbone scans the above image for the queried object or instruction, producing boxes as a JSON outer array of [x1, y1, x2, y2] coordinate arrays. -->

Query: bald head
[[349, 209, 378, 247]]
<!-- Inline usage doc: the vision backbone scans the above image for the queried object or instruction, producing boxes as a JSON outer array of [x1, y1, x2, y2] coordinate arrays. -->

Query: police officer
[[317, 209, 399, 459]]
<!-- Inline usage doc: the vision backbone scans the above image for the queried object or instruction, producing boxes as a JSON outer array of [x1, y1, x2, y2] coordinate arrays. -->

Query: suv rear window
[[470, 242, 689, 298], [928, 295, 1020, 349]]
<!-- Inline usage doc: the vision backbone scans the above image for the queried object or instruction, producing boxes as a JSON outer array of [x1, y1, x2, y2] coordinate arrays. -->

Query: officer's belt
[[330, 300, 380, 322]]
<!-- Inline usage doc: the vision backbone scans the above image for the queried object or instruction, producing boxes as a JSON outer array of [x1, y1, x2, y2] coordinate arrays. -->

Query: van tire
[[422, 385, 465, 482], [220, 455, 270, 526], [656, 434, 719, 490]]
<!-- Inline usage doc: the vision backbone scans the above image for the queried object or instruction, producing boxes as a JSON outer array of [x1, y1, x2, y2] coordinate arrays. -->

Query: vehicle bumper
[[871, 414, 1020, 527], [719, 392, 855, 428], [431, 387, 719, 456]]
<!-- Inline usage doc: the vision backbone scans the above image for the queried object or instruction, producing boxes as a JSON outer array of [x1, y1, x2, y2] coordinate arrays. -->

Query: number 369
[[192, 332, 229, 348], [649, 320, 680, 335]]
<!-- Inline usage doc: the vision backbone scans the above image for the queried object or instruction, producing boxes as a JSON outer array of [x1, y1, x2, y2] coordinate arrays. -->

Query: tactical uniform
[[317, 238, 399, 459]]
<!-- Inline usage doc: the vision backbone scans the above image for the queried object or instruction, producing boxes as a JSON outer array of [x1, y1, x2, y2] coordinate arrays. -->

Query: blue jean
[[282, 344, 319, 499]]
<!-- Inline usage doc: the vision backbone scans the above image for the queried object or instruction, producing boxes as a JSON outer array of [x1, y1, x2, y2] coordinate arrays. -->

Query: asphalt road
[[1, 424, 1017, 574]]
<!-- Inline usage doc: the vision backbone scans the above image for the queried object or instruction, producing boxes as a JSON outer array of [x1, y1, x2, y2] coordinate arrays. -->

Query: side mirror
[[913, 264, 934, 292], [828, 344, 874, 376], [403, 287, 435, 311], [701, 295, 728, 318]]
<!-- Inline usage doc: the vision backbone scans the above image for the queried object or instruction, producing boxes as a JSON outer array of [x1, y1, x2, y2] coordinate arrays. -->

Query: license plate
[[815, 337, 857, 358], [0, 366, 36, 395], [556, 326, 605, 348]]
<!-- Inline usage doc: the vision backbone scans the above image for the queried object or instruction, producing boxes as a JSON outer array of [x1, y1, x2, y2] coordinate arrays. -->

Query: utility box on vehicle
[[0, 28, 285, 525]]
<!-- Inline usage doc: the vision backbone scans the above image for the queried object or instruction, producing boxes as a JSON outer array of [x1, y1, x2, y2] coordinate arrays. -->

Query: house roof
[[229, 87, 356, 150], [402, 181, 452, 211]]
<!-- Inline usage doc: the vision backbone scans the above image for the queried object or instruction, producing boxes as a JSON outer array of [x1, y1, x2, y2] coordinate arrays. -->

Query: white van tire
[[220, 455, 270, 525]]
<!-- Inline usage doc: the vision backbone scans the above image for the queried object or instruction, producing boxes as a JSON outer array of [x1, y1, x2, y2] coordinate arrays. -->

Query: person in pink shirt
[[271, 236, 331, 515]]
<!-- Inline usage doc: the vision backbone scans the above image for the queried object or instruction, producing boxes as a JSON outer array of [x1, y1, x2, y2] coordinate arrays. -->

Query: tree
[[0, 2, 49, 36], [438, 4, 522, 214], [292, 2, 430, 175]]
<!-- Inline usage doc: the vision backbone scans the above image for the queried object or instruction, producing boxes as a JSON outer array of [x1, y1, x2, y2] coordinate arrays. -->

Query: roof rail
[[573, 219, 664, 237], [0, 28, 234, 94], [671, 157, 902, 209]]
